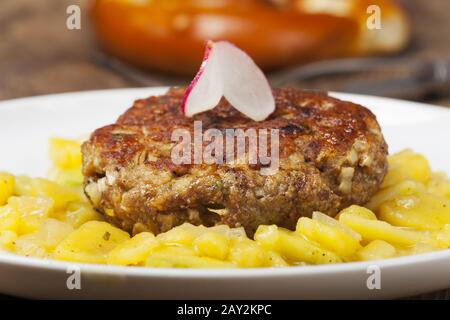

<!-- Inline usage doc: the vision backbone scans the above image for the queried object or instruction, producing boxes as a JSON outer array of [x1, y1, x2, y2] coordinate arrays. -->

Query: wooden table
[[0, 0, 449, 300]]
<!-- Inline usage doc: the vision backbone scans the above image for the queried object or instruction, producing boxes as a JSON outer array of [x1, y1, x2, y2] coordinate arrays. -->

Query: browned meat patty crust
[[82, 87, 388, 236]]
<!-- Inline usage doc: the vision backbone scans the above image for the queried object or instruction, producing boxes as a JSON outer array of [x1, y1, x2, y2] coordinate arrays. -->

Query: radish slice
[[181, 41, 275, 121]]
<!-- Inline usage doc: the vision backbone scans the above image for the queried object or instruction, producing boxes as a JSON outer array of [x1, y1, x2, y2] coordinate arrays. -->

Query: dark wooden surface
[[1, 0, 450, 104], [0, 0, 449, 300]]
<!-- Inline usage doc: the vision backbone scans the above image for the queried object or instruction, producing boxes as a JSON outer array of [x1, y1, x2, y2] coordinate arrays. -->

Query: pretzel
[[91, 0, 410, 75]]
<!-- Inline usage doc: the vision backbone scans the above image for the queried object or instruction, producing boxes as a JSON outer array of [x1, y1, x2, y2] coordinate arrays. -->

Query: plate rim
[[0, 248, 449, 278], [1, 87, 450, 114], [1, 87, 449, 278]]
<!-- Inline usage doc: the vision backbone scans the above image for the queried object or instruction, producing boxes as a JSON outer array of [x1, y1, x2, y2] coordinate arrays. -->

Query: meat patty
[[82, 87, 388, 236]]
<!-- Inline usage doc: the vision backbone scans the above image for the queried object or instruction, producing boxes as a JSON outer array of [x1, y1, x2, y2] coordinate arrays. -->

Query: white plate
[[0, 87, 449, 299]]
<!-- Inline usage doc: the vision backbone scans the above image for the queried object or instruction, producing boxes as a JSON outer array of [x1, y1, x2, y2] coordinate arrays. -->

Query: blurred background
[[0, 0, 450, 300], [0, 0, 449, 106]]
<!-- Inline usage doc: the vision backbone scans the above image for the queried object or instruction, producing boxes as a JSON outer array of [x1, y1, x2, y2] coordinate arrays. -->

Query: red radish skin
[[181, 41, 213, 114], [181, 40, 275, 121]]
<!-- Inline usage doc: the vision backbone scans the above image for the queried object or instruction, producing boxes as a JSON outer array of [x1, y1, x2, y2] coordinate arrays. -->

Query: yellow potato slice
[[254, 225, 342, 265], [0, 205, 21, 233], [296, 215, 362, 260], [339, 210, 423, 246], [366, 180, 424, 212], [0, 230, 18, 251], [339, 205, 378, 220], [227, 227, 248, 241], [48, 168, 84, 187], [397, 243, 439, 256], [194, 232, 230, 260], [382, 149, 431, 188], [33, 219, 74, 251], [228, 239, 267, 267], [0, 172, 15, 206], [253, 225, 280, 250], [60, 201, 103, 228], [146, 246, 235, 268], [156, 225, 197, 246], [312, 211, 362, 241], [357, 240, 397, 261], [14, 176, 79, 211], [53, 221, 130, 264], [8, 196, 54, 234], [14, 234, 49, 258], [49, 138, 82, 170], [14, 219, 73, 258], [427, 172, 450, 199], [424, 226, 450, 248], [379, 193, 450, 231], [107, 232, 159, 266], [265, 250, 289, 267]]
